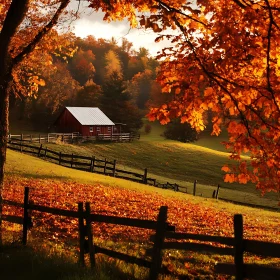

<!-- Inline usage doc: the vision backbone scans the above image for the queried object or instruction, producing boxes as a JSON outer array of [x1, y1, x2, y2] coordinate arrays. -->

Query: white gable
[[66, 107, 115, 126]]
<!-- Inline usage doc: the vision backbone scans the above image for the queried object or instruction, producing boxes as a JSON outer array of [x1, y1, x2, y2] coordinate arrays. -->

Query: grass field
[[3, 149, 280, 279], [19, 118, 277, 210], [4, 118, 280, 278]]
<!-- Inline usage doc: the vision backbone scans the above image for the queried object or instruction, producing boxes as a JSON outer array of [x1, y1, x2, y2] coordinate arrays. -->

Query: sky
[[69, 1, 171, 57]]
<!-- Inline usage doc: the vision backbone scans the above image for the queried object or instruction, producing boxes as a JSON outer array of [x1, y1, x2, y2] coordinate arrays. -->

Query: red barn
[[54, 107, 116, 136]]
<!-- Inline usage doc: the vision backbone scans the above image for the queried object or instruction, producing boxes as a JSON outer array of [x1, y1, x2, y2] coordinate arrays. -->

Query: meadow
[[2, 136, 280, 279], [0, 120, 280, 280], [19, 119, 278, 210]]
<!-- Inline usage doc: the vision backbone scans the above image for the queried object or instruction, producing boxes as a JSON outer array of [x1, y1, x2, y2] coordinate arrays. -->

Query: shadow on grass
[[0, 244, 142, 280]]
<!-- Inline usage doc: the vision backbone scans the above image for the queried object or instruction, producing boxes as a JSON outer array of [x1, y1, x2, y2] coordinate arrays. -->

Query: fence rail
[[3, 187, 280, 280], [8, 132, 140, 144]]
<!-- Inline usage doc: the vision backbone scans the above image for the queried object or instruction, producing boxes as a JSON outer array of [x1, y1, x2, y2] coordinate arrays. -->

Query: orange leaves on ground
[[3, 177, 280, 244]]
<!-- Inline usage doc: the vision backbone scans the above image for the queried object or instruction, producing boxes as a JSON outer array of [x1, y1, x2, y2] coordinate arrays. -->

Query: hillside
[[21, 124, 277, 209], [3, 149, 280, 279]]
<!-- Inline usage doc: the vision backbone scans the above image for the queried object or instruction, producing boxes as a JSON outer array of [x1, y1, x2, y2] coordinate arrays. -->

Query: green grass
[[7, 118, 280, 208], [3, 147, 280, 280], [28, 142, 277, 209], [6, 146, 279, 210]]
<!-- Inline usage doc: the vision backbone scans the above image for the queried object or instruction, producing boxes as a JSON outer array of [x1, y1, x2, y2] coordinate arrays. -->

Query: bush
[[144, 123, 152, 134], [164, 119, 198, 143]]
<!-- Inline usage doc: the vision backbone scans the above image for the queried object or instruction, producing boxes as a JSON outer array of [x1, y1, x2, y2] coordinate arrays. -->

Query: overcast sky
[[69, 1, 171, 57]]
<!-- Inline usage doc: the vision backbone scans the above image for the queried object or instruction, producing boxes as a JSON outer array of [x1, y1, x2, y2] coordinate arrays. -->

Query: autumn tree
[[127, 69, 154, 110], [100, 50, 142, 131], [145, 0, 280, 195], [75, 79, 102, 108], [88, 0, 280, 195], [68, 49, 95, 85], [29, 60, 80, 129], [0, 0, 75, 240]]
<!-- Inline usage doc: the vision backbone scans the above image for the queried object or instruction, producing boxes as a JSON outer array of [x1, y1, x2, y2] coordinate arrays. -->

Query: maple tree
[[87, 0, 280, 194], [0, 0, 74, 241], [145, 0, 280, 195]]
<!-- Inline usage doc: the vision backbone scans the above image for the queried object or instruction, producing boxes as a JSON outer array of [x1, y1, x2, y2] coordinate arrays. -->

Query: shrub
[[144, 123, 152, 134], [164, 119, 198, 143]]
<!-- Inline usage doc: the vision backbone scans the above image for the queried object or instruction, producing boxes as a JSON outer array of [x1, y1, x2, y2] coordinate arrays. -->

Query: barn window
[[96, 126, 100, 132], [108, 127, 111, 132], [89, 126, 93, 132]]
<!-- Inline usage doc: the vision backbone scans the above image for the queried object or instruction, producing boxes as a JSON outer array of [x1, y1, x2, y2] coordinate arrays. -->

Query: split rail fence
[[8, 139, 280, 211], [7, 140, 157, 186], [8, 132, 140, 144], [3, 187, 280, 280]]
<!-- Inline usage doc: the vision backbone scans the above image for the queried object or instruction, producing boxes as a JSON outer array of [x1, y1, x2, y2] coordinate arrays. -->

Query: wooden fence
[[2, 187, 175, 280], [8, 132, 140, 144], [7, 140, 156, 185], [7, 139, 280, 212], [3, 187, 280, 279]]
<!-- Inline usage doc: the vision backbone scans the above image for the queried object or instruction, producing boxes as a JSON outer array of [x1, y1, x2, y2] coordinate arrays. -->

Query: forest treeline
[[10, 34, 171, 132]]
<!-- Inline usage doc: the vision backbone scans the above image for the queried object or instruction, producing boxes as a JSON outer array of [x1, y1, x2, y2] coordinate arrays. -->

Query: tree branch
[[0, 0, 29, 70], [13, 0, 71, 67], [157, 0, 207, 27]]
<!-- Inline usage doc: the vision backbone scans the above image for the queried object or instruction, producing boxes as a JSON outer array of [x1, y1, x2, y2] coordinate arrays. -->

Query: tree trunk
[[0, 78, 10, 246]]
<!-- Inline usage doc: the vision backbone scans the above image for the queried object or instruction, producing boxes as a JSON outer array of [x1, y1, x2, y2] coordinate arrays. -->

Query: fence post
[[22, 187, 30, 245], [20, 138, 23, 152], [78, 202, 85, 266], [104, 158, 107, 174], [71, 153, 74, 168], [112, 160, 117, 177], [193, 180, 197, 196], [234, 214, 244, 280], [215, 185, 220, 199], [59, 152, 62, 165], [21, 134, 23, 142], [38, 134, 41, 144], [85, 202, 95, 268], [149, 206, 168, 280], [143, 168, 148, 184], [212, 190, 216, 198], [90, 156, 95, 172], [47, 134, 49, 143], [38, 144, 42, 157]]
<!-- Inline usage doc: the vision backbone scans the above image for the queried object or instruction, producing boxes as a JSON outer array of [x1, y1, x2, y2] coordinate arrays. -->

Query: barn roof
[[66, 107, 115, 126]]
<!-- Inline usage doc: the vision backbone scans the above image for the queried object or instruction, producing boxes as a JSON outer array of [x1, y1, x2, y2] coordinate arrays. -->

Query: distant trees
[[10, 34, 158, 132], [100, 50, 143, 131]]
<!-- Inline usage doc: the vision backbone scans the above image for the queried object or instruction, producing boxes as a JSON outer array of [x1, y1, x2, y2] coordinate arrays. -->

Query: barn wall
[[55, 109, 82, 133], [79, 125, 115, 136]]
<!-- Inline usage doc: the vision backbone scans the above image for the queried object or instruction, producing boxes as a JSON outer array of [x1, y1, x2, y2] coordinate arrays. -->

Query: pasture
[[22, 119, 278, 210], [2, 149, 280, 279]]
